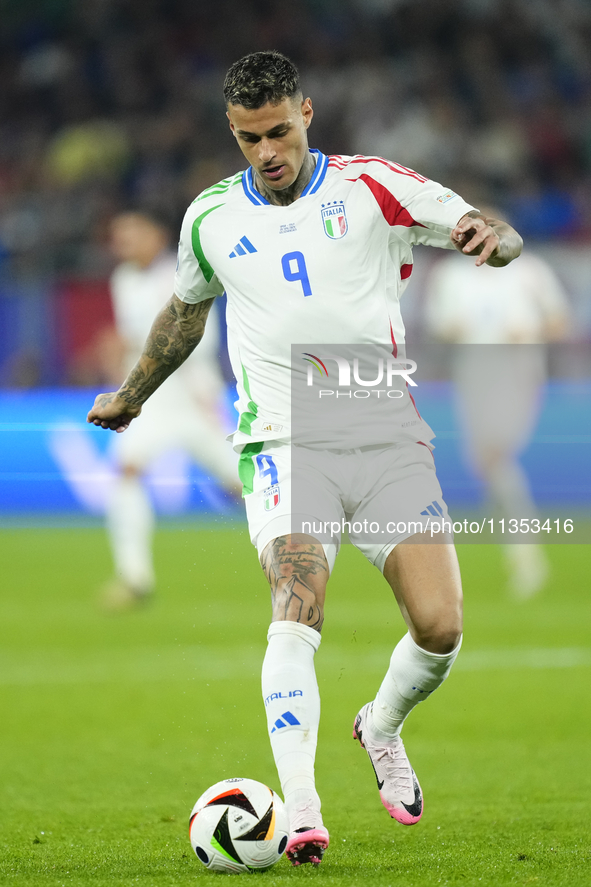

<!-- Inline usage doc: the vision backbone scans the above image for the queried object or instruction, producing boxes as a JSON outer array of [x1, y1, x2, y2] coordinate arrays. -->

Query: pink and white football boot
[[353, 702, 423, 825], [285, 827, 330, 867], [284, 802, 329, 866]]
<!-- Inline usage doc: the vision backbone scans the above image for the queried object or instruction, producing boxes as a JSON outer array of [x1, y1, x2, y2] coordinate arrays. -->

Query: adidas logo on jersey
[[420, 500, 445, 518], [229, 236, 257, 258]]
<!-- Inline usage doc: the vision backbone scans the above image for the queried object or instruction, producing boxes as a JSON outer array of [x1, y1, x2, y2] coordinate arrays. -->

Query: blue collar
[[242, 149, 328, 206]]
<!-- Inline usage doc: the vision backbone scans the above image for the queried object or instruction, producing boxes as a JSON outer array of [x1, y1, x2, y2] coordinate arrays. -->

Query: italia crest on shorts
[[321, 202, 348, 239], [263, 484, 280, 511]]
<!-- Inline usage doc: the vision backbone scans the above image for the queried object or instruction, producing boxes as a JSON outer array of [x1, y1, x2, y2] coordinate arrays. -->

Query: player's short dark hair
[[223, 51, 301, 109]]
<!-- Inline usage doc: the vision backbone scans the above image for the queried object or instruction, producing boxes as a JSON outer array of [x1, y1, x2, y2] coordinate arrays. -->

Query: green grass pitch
[[0, 524, 590, 886]]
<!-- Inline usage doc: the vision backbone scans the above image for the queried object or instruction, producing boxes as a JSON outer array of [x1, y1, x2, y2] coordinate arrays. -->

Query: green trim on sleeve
[[238, 363, 259, 435], [194, 171, 244, 203], [238, 441, 265, 496], [191, 205, 223, 283]]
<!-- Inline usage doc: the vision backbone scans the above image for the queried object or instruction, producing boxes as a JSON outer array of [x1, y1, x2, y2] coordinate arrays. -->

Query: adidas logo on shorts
[[420, 500, 444, 518]]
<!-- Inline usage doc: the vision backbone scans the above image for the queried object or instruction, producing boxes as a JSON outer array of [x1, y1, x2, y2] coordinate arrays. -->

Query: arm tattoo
[[118, 296, 214, 407], [261, 536, 328, 631]]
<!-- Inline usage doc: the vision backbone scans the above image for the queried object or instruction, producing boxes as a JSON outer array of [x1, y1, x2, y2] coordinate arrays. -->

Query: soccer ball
[[189, 778, 290, 873]]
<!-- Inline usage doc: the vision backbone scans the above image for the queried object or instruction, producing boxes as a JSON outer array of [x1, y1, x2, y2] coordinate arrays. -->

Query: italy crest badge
[[263, 484, 280, 511], [321, 202, 348, 239]]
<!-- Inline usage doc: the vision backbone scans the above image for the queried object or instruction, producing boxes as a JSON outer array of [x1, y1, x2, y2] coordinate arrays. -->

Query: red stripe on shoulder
[[350, 155, 428, 183], [359, 174, 426, 229], [329, 154, 428, 183]]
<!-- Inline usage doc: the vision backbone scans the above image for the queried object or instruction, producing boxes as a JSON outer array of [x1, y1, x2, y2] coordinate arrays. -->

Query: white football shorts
[[240, 439, 451, 574]]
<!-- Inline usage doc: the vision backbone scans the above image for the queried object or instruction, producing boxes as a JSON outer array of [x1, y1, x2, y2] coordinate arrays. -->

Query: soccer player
[[424, 226, 570, 597], [88, 52, 523, 864], [104, 210, 238, 607]]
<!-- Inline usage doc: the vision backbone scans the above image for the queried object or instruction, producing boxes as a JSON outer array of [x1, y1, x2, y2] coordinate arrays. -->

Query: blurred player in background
[[88, 53, 524, 864], [105, 210, 238, 608], [424, 220, 570, 597]]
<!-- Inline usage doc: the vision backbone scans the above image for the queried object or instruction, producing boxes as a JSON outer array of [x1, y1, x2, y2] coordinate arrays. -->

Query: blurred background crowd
[[0, 0, 589, 534], [1, 0, 591, 386]]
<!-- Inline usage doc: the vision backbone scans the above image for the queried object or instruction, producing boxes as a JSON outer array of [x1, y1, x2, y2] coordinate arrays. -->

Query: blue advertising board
[[0, 384, 590, 516], [0, 389, 237, 515]]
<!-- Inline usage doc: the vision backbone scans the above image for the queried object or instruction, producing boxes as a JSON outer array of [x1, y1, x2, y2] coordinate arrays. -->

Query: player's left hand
[[451, 214, 500, 266]]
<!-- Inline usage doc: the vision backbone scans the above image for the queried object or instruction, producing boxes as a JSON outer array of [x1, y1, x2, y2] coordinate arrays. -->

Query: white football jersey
[[174, 151, 474, 448]]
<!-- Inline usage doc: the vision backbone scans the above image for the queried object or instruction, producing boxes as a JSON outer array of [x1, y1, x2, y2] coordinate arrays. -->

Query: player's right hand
[[87, 392, 142, 433]]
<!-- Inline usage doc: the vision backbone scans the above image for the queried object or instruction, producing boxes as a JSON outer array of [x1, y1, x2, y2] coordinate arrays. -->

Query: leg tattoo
[[261, 536, 328, 631]]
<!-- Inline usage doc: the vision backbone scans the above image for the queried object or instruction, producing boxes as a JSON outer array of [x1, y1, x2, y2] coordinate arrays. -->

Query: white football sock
[[106, 474, 155, 592], [261, 621, 322, 830], [369, 632, 462, 742]]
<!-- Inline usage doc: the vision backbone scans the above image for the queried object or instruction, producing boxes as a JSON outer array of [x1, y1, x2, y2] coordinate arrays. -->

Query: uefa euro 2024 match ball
[[189, 778, 290, 873]]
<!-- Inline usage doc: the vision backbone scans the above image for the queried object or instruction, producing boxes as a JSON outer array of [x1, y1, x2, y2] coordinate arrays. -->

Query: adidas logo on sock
[[420, 500, 444, 517], [270, 711, 301, 733], [229, 236, 257, 258]]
